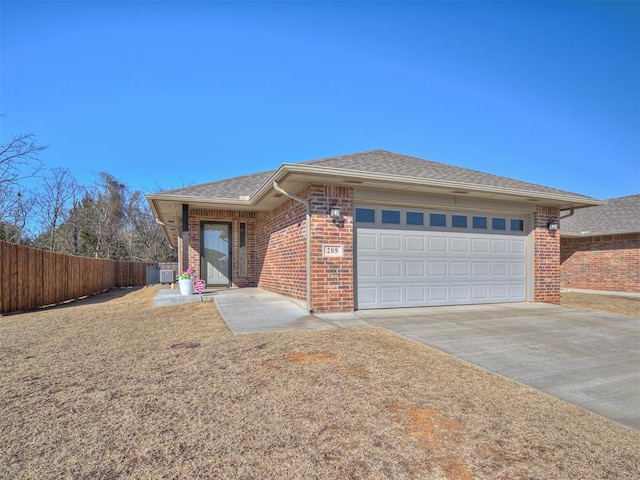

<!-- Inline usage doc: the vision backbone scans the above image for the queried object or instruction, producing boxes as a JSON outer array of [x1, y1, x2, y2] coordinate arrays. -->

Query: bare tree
[[0, 132, 46, 243], [0, 189, 36, 243], [76, 172, 128, 259], [124, 190, 175, 262], [0, 133, 45, 185], [34, 167, 80, 251], [0, 129, 174, 261]]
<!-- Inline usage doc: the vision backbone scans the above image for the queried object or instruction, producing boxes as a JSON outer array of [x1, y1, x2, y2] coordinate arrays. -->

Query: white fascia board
[[248, 166, 290, 202], [145, 193, 254, 210], [145, 195, 162, 218]]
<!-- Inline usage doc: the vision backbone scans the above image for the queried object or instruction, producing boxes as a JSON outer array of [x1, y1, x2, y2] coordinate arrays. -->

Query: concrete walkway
[[208, 288, 640, 430], [213, 288, 371, 334], [562, 287, 640, 299], [153, 286, 218, 306]]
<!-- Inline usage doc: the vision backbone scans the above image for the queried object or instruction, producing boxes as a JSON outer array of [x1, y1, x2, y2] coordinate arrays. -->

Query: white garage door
[[356, 206, 527, 309]]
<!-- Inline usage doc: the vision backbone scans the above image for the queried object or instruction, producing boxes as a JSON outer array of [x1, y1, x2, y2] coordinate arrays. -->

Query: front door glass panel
[[202, 223, 230, 286]]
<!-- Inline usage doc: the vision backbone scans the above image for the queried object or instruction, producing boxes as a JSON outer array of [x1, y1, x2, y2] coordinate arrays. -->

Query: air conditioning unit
[[160, 270, 176, 284]]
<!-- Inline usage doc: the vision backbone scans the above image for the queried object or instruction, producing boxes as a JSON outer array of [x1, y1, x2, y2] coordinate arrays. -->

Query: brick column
[[534, 205, 561, 304], [308, 185, 354, 313]]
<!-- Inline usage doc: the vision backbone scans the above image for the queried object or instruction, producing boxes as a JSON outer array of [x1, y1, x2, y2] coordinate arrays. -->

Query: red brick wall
[[561, 233, 640, 293], [309, 185, 354, 313], [183, 194, 571, 311], [186, 209, 257, 287], [254, 184, 355, 313], [255, 197, 308, 302], [534, 206, 561, 304]]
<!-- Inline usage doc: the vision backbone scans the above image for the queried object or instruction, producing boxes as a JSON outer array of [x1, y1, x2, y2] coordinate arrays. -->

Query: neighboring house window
[[452, 215, 467, 228], [355, 208, 375, 222], [406, 212, 424, 225], [381, 210, 400, 224], [492, 218, 506, 230], [511, 219, 524, 231], [430, 213, 446, 227], [239, 222, 247, 277], [472, 216, 487, 229]]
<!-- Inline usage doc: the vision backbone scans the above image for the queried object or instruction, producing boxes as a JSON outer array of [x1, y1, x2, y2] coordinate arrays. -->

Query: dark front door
[[201, 222, 231, 286]]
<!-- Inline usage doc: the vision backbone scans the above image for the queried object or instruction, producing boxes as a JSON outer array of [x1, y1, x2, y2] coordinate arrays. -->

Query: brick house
[[560, 194, 640, 293], [146, 150, 601, 313]]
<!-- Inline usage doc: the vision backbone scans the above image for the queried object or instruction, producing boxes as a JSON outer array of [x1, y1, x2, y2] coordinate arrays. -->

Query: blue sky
[[1, 0, 638, 200]]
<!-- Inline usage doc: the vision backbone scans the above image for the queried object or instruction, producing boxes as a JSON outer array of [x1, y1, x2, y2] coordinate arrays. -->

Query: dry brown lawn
[[561, 291, 640, 318], [1, 287, 638, 479]]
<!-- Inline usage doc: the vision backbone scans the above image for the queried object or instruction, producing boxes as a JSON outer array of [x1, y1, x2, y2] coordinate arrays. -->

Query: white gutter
[[272, 181, 312, 313], [146, 193, 253, 207], [561, 228, 640, 238]]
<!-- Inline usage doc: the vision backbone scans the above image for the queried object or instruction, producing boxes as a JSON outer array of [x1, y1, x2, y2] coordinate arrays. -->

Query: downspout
[[560, 208, 575, 220], [273, 181, 312, 313]]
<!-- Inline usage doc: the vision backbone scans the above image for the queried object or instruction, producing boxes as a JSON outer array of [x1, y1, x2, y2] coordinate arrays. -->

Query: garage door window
[[406, 212, 424, 225], [381, 210, 400, 224], [430, 213, 447, 227], [472, 216, 487, 229], [492, 218, 506, 230], [511, 219, 524, 231], [355, 208, 375, 222], [452, 215, 467, 228]]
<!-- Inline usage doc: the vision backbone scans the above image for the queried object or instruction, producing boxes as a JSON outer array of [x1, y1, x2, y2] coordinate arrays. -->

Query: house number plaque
[[322, 245, 344, 257]]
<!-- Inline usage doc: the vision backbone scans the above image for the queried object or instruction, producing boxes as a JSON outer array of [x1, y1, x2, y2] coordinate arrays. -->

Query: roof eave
[[253, 164, 604, 209], [148, 164, 603, 212], [146, 192, 253, 206], [145, 196, 178, 247], [561, 229, 640, 238]]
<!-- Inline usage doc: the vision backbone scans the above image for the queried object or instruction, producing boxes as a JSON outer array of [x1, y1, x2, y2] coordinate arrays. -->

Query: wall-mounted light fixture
[[547, 218, 559, 232], [329, 202, 341, 221]]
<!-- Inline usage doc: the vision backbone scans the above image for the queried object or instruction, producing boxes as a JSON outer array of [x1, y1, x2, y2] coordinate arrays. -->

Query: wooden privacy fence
[[0, 241, 150, 315]]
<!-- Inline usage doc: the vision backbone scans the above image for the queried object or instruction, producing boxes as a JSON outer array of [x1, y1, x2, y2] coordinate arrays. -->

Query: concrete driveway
[[358, 303, 640, 431], [214, 289, 640, 430]]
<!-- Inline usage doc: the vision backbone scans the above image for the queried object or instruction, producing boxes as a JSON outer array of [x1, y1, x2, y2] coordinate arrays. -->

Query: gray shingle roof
[[303, 150, 591, 198], [160, 169, 275, 199], [158, 149, 594, 201], [560, 194, 640, 235]]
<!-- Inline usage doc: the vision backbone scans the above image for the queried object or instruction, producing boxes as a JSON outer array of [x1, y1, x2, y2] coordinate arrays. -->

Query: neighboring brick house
[[146, 150, 600, 313], [560, 194, 640, 293]]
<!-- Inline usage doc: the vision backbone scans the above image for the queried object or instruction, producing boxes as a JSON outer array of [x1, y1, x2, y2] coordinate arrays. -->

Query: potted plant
[[177, 269, 197, 296]]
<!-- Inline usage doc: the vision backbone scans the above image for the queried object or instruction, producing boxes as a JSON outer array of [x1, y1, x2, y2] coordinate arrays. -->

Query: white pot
[[178, 278, 194, 296]]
